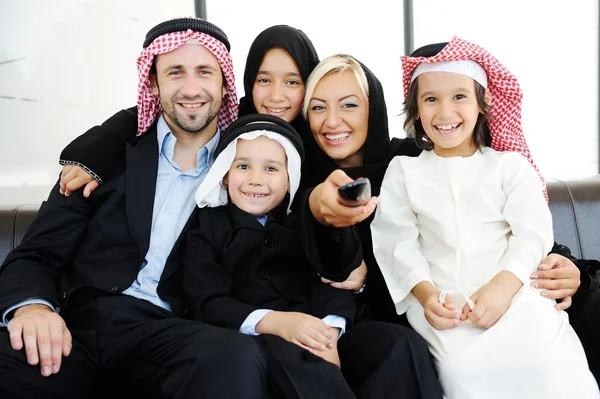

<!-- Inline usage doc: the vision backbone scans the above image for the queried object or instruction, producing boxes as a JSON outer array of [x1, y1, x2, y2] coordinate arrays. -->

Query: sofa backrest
[[1, 176, 599, 264], [546, 176, 600, 260]]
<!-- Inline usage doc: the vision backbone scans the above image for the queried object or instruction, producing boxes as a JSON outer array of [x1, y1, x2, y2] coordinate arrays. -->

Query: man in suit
[[0, 18, 267, 398]]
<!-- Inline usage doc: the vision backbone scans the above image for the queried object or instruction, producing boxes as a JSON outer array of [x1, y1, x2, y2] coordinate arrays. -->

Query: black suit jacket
[[183, 203, 362, 331], [0, 125, 196, 316]]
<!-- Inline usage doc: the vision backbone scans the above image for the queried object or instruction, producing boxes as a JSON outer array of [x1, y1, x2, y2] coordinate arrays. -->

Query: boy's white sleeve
[[371, 157, 433, 315], [496, 153, 554, 285]]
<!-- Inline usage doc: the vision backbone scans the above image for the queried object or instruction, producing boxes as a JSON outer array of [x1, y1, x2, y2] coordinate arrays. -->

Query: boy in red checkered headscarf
[[0, 18, 268, 398], [371, 38, 599, 399]]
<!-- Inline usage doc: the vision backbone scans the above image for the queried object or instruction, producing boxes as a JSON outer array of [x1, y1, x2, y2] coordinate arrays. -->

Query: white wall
[[0, 0, 195, 205], [0, 0, 598, 206]]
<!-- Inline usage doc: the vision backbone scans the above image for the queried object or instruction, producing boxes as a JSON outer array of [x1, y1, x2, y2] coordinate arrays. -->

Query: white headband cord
[[411, 60, 488, 89]]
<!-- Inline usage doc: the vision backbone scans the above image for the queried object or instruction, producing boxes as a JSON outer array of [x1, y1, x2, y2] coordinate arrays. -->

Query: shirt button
[[152, 247, 159, 253], [166, 208, 172, 214], [264, 238, 274, 247], [110, 286, 119, 292]]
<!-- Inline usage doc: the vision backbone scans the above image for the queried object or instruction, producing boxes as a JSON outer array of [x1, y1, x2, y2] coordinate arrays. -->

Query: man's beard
[[162, 95, 221, 134]]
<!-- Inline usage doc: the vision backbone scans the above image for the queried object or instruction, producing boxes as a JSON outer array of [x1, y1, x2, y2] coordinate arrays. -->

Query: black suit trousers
[[255, 320, 443, 399], [339, 321, 443, 399], [0, 292, 267, 399]]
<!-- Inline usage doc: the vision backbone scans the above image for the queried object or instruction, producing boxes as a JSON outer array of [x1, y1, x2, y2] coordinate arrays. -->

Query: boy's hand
[[412, 282, 460, 330], [60, 165, 98, 197], [461, 271, 522, 329], [255, 311, 334, 352], [423, 292, 461, 330], [311, 328, 341, 367]]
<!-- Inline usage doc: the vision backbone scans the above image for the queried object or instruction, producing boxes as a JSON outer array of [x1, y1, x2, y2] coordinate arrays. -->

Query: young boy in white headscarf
[[183, 113, 361, 397]]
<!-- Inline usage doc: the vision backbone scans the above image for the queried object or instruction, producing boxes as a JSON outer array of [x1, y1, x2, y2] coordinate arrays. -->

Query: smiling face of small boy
[[223, 136, 290, 216], [416, 71, 483, 157]]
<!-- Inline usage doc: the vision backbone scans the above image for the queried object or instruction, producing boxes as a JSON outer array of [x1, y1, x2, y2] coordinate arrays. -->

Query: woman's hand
[[321, 260, 367, 291], [530, 254, 580, 311], [59, 165, 98, 198], [309, 170, 379, 227]]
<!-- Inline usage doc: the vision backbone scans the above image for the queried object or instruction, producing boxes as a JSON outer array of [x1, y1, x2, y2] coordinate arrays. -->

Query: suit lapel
[[126, 126, 159, 256]]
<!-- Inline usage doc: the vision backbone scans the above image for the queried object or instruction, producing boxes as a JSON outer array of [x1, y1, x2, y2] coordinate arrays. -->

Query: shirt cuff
[[1, 299, 56, 327], [322, 315, 347, 337], [239, 309, 273, 336]]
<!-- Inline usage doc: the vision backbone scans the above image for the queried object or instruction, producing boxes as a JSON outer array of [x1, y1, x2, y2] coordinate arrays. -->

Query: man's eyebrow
[[162, 64, 218, 71]]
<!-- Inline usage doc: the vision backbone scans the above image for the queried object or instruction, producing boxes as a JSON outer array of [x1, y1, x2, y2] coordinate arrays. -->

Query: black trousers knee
[[0, 292, 267, 399], [338, 320, 443, 399]]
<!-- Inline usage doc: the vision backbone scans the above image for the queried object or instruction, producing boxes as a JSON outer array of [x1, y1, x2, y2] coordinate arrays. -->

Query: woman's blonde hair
[[302, 53, 369, 119]]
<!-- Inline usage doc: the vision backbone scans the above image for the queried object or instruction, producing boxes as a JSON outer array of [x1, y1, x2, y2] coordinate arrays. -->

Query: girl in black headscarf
[[235, 25, 325, 181], [238, 25, 318, 124]]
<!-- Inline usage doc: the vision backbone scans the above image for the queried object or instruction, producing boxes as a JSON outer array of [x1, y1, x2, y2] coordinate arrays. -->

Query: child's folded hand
[[464, 271, 522, 329], [266, 311, 334, 352], [423, 292, 461, 330]]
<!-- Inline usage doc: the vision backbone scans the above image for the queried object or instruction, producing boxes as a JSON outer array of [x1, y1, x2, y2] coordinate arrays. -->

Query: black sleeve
[[550, 242, 600, 315], [59, 106, 138, 183], [309, 276, 356, 327], [183, 208, 261, 330], [299, 187, 363, 282], [0, 180, 93, 313]]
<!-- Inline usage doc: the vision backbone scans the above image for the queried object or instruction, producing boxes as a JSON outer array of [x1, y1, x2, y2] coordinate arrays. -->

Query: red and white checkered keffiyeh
[[136, 27, 238, 136], [401, 37, 548, 201]]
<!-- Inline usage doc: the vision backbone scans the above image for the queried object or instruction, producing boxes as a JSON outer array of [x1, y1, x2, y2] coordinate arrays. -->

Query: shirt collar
[[156, 115, 221, 169], [256, 215, 267, 226]]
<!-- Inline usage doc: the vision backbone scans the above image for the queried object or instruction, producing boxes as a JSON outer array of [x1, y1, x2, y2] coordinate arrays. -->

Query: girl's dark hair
[[403, 78, 491, 151]]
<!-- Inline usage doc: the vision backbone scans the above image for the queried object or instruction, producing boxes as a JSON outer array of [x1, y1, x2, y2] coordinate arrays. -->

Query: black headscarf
[[237, 25, 319, 150]]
